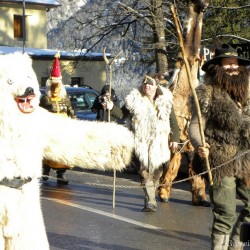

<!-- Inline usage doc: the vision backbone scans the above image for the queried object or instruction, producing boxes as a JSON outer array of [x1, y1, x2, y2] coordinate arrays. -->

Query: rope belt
[[0, 177, 32, 189]]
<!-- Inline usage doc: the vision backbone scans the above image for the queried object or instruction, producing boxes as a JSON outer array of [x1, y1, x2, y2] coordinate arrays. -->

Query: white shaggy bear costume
[[0, 52, 134, 250]]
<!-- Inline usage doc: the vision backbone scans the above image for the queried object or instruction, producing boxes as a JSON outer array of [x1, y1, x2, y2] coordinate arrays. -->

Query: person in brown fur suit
[[189, 44, 250, 250]]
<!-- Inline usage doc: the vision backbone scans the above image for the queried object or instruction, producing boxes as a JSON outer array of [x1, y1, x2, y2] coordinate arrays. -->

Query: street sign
[[201, 43, 250, 62]]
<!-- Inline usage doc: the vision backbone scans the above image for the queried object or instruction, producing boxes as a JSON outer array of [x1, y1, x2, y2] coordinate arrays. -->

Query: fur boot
[[158, 153, 181, 202], [189, 166, 210, 207]]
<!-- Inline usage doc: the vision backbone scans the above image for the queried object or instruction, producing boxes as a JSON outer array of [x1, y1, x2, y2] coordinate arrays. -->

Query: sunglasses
[[142, 77, 155, 86]]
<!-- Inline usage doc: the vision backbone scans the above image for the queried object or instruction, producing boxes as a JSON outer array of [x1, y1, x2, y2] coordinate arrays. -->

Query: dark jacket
[[91, 85, 123, 122], [40, 95, 76, 119]]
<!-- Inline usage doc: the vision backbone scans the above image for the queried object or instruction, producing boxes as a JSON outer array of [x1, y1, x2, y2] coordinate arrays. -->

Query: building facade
[[0, 0, 108, 91]]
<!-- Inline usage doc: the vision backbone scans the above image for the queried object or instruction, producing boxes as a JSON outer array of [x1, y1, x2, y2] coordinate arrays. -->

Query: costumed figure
[[0, 52, 133, 250], [188, 44, 250, 249], [124, 73, 180, 212], [157, 57, 209, 207], [40, 53, 77, 185]]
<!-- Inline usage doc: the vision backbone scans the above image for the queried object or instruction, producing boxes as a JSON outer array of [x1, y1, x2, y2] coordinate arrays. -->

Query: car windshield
[[69, 92, 97, 111]]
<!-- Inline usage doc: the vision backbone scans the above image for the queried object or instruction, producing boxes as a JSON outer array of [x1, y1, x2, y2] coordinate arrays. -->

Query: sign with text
[[201, 43, 250, 62], [199, 43, 249, 79]]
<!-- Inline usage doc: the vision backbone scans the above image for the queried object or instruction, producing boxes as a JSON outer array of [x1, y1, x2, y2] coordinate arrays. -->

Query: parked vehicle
[[40, 86, 99, 121]]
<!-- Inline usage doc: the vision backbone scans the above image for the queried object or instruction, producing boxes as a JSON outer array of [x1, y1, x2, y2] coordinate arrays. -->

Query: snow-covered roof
[[0, 46, 111, 61], [0, 0, 60, 7]]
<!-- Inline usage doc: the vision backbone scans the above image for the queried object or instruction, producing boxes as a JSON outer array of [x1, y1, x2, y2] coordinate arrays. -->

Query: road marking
[[44, 197, 163, 230]]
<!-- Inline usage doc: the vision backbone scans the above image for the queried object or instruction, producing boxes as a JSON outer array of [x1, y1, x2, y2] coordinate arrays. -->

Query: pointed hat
[[50, 52, 62, 81]]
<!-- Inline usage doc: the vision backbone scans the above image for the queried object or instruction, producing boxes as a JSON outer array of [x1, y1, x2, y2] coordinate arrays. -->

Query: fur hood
[[125, 86, 173, 172], [192, 83, 250, 185]]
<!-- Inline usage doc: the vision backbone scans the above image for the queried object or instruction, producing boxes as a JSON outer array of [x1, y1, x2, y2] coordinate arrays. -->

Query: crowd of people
[[40, 44, 250, 249]]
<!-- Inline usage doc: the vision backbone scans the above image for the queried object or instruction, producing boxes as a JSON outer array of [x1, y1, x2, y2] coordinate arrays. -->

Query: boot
[[192, 188, 211, 207], [158, 153, 182, 203], [211, 234, 229, 250], [142, 204, 157, 212], [56, 169, 69, 185], [57, 174, 69, 185], [189, 165, 210, 207], [42, 164, 50, 181], [228, 235, 244, 250], [142, 180, 157, 212]]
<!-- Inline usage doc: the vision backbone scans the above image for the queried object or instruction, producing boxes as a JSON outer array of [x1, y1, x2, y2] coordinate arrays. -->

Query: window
[[41, 77, 48, 87], [69, 92, 98, 111], [14, 15, 24, 39]]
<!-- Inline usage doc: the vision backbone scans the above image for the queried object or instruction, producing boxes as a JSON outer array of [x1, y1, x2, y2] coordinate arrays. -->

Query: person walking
[[40, 52, 76, 185], [188, 44, 250, 249], [123, 73, 180, 212], [91, 84, 123, 122]]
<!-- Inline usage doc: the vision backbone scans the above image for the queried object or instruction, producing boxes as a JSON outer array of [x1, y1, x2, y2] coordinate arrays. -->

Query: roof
[[0, 46, 111, 61], [40, 86, 99, 94], [0, 0, 60, 7]]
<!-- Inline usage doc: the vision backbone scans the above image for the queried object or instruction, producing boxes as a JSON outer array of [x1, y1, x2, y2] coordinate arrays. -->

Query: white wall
[[0, 4, 47, 49], [32, 59, 107, 91]]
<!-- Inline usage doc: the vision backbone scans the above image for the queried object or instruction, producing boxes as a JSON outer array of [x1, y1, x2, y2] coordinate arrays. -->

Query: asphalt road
[[41, 168, 214, 250]]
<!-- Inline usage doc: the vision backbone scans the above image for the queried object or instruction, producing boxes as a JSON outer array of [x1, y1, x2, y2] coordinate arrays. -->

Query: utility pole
[[22, 0, 26, 53]]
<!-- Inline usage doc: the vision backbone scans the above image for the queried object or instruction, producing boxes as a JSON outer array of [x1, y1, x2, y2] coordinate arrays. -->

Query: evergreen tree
[[202, 0, 250, 44]]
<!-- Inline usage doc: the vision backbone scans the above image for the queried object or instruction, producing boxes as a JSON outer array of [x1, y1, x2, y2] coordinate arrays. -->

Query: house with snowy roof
[[0, 0, 109, 90]]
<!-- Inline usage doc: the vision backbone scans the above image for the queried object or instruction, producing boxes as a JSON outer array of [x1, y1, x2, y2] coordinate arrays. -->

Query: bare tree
[[47, 1, 249, 86], [118, 0, 168, 74]]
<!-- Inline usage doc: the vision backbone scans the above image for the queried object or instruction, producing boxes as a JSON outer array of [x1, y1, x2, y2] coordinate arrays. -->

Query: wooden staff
[[103, 48, 122, 208], [170, 5, 213, 186]]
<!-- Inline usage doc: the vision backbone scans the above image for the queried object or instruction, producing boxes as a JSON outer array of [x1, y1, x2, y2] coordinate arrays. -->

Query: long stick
[[103, 48, 122, 208], [170, 5, 213, 186], [108, 64, 112, 122]]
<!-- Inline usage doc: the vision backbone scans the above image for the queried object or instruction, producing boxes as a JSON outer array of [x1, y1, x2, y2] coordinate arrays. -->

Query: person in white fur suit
[[0, 52, 134, 250], [122, 73, 180, 212]]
